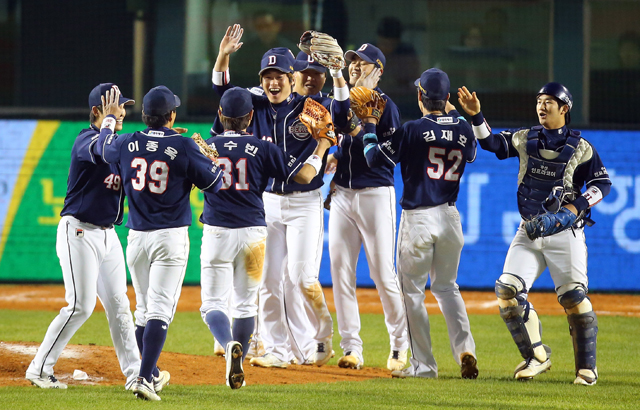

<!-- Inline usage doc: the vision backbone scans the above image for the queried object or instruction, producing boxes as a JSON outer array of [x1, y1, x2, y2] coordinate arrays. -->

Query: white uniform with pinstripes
[[259, 189, 332, 362], [26, 216, 140, 385], [329, 185, 408, 359], [126, 227, 189, 327]]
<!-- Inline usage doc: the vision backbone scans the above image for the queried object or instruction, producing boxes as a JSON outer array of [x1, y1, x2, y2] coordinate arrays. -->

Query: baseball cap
[[414, 68, 450, 100], [344, 43, 386, 70], [293, 51, 327, 73], [142, 85, 181, 116], [259, 47, 295, 75], [219, 87, 253, 118], [88, 83, 134, 108]]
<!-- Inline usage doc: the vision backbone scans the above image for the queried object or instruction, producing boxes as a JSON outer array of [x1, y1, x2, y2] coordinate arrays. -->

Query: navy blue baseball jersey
[[201, 131, 305, 228], [471, 113, 612, 218], [365, 110, 476, 209], [60, 125, 125, 227], [96, 127, 223, 230], [212, 83, 349, 193], [333, 88, 401, 189]]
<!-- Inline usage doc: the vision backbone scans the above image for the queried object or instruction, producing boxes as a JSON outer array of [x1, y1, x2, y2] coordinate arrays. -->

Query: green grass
[[1, 309, 639, 409]]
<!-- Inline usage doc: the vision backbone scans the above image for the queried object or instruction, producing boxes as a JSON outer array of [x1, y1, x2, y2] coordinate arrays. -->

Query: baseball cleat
[[391, 368, 415, 379], [214, 339, 226, 357], [225, 341, 246, 389], [387, 349, 408, 371], [153, 370, 170, 393], [573, 368, 598, 386], [338, 351, 364, 370], [27, 375, 67, 389], [310, 342, 332, 367], [514, 357, 551, 380], [245, 338, 265, 359], [460, 353, 479, 379], [250, 353, 289, 369], [132, 376, 161, 401]]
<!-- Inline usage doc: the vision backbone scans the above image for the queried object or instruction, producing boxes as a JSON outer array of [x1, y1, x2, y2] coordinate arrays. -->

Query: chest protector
[[517, 126, 582, 218]]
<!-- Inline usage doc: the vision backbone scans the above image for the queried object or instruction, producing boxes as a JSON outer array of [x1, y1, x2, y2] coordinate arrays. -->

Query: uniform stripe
[[0, 120, 60, 265], [40, 220, 77, 376]]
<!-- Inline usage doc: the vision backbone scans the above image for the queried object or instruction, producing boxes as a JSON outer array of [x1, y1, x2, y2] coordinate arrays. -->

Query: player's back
[[399, 113, 476, 209], [113, 127, 221, 230], [201, 132, 292, 228]]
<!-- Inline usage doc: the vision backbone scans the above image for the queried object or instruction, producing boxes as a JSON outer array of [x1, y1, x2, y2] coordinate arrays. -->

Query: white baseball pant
[[329, 185, 408, 358], [127, 227, 189, 327], [200, 225, 266, 320], [260, 190, 333, 362], [26, 216, 140, 386], [397, 204, 476, 378], [504, 224, 588, 291]]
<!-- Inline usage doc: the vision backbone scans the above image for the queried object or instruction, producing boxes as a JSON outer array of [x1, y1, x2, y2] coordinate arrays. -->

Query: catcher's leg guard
[[567, 311, 598, 373], [496, 274, 548, 363]]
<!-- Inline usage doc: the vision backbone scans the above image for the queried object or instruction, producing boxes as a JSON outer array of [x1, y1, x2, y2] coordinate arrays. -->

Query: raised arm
[[212, 24, 244, 94], [92, 88, 124, 162]]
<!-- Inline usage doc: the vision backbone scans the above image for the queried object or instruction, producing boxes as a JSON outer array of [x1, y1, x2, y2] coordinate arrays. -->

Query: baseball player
[[363, 68, 479, 379], [95, 85, 223, 400], [211, 24, 350, 368], [25, 84, 141, 390], [458, 82, 611, 385], [325, 43, 409, 371], [200, 87, 334, 388]]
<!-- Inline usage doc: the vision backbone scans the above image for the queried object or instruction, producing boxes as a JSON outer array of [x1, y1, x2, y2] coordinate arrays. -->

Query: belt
[[448, 201, 455, 206], [83, 221, 114, 230], [271, 191, 304, 196]]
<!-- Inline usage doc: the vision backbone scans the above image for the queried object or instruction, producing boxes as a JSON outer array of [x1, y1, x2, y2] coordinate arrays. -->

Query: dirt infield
[[1, 284, 638, 388]]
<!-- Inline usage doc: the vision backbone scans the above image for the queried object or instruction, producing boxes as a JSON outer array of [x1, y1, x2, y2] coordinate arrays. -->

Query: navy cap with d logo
[[414, 68, 450, 100], [142, 86, 181, 116], [88, 83, 135, 108], [259, 47, 296, 75], [344, 43, 386, 70]]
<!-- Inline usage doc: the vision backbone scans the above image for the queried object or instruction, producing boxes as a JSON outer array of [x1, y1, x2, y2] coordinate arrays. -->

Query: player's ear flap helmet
[[537, 82, 572, 124]]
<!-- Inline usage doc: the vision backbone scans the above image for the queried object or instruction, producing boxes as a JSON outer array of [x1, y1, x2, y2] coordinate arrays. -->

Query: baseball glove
[[191, 133, 219, 160], [524, 207, 577, 240], [349, 86, 386, 121], [298, 98, 337, 146], [298, 31, 344, 70]]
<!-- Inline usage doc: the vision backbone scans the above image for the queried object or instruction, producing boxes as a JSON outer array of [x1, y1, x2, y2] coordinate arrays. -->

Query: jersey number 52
[[426, 147, 462, 181]]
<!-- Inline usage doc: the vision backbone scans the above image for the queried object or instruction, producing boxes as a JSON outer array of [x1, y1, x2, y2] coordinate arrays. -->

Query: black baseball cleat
[[225, 341, 245, 389], [460, 353, 479, 379]]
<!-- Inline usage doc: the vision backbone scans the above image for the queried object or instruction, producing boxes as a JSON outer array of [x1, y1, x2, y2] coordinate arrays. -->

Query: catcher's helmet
[[537, 82, 572, 124]]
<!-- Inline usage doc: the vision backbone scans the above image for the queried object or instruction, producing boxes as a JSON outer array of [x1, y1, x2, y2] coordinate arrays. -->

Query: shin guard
[[567, 311, 598, 371]]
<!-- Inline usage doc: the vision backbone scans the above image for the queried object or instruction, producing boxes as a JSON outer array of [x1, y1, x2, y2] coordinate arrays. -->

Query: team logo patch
[[289, 120, 311, 141], [75, 229, 84, 238]]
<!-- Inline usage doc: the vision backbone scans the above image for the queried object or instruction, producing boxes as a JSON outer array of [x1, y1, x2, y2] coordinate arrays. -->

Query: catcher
[[458, 82, 612, 386]]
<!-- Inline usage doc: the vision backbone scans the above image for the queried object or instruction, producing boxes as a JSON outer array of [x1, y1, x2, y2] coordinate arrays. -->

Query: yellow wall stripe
[[0, 120, 60, 263]]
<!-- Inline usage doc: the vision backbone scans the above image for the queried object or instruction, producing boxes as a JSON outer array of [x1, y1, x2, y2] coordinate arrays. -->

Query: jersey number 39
[[130, 158, 169, 194]]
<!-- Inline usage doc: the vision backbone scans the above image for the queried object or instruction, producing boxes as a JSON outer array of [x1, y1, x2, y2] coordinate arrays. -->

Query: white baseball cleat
[[310, 342, 332, 367], [214, 339, 226, 357], [245, 338, 265, 359], [574, 368, 598, 386], [460, 353, 479, 379], [391, 367, 415, 379], [27, 375, 67, 389], [250, 353, 289, 369], [514, 357, 551, 380], [225, 341, 246, 389], [338, 351, 364, 370], [153, 370, 170, 393], [132, 376, 161, 401], [387, 349, 408, 371]]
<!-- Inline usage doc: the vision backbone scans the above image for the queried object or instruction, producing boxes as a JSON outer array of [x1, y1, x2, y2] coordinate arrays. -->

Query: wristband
[[304, 154, 323, 176], [212, 69, 230, 86], [334, 85, 349, 101], [101, 115, 116, 133], [330, 68, 343, 78], [363, 122, 376, 135], [363, 132, 378, 145]]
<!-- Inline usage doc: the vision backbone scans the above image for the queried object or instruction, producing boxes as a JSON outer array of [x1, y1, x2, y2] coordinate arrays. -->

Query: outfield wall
[[1, 120, 638, 291]]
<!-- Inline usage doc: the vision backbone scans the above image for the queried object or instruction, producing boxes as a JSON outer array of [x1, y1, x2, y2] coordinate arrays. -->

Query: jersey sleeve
[[471, 112, 521, 159], [322, 96, 350, 129], [377, 96, 401, 141], [98, 129, 127, 165], [75, 130, 100, 164], [183, 138, 223, 193], [262, 142, 297, 181], [364, 123, 405, 168]]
